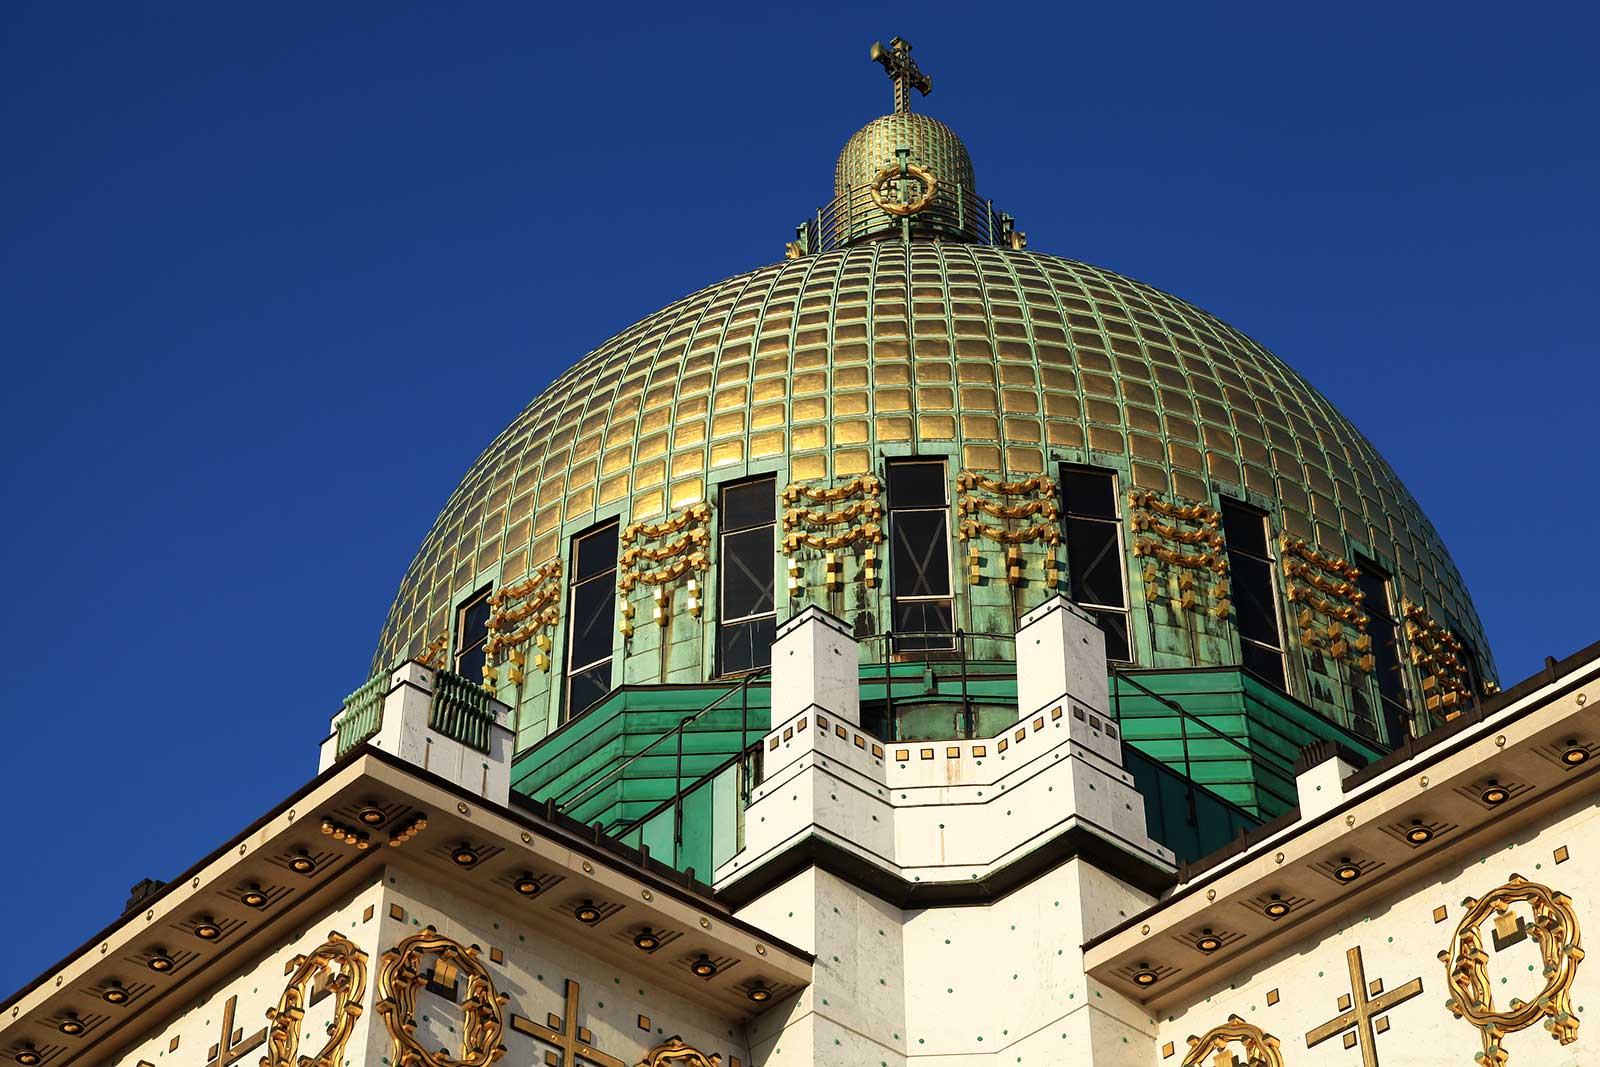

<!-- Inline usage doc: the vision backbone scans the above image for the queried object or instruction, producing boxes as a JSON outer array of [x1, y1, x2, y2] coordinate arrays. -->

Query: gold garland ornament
[[957, 519, 1060, 546], [376, 928, 508, 1067], [782, 475, 880, 505], [1133, 539, 1228, 575], [782, 524, 884, 553], [263, 932, 368, 1067], [1129, 491, 1221, 527], [619, 552, 709, 592], [1180, 1015, 1284, 1067], [957, 496, 1058, 521], [868, 163, 937, 217], [1279, 535, 1361, 580], [783, 498, 882, 530], [958, 472, 1055, 496], [1132, 512, 1224, 548], [621, 528, 710, 568], [622, 503, 712, 546], [636, 1037, 721, 1067], [1440, 874, 1583, 1065]]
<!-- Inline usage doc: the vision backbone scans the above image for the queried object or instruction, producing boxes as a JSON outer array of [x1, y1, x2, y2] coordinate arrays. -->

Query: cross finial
[[870, 37, 932, 114]]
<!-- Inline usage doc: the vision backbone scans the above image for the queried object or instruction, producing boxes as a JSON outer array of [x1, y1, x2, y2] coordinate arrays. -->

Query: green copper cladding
[[374, 241, 1492, 746], [374, 51, 1494, 769]]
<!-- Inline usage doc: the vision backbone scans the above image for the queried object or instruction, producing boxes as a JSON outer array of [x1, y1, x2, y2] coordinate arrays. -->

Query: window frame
[[716, 474, 779, 677], [452, 585, 493, 683], [886, 457, 956, 654], [564, 519, 620, 721], [1353, 555, 1411, 746], [1219, 498, 1289, 692], [1058, 464, 1133, 664]]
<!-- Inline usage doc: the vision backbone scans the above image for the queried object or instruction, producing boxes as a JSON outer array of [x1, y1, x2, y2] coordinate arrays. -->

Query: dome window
[[1220, 499, 1288, 692], [453, 585, 492, 683], [1354, 558, 1411, 746], [1060, 466, 1132, 663], [718, 476, 778, 676], [566, 520, 620, 720], [887, 459, 955, 654]]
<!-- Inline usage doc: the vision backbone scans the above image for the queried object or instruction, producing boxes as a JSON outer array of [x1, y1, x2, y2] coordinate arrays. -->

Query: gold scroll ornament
[[784, 476, 884, 592], [868, 162, 937, 216], [1440, 874, 1583, 1065], [622, 503, 713, 545], [956, 470, 1059, 586], [636, 1037, 721, 1067], [485, 561, 563, 678], [1129, 490, 1221, 527], [1128, 491, 1227, 615], [376, 928, 508, 1067], [263, 932, 368, 1067], [782, 475, 880, 505], [1180, 1015, 1284, 1067]]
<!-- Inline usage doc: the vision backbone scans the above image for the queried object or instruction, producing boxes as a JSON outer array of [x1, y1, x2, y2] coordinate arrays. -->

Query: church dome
[[374, 42, 1493, 750]]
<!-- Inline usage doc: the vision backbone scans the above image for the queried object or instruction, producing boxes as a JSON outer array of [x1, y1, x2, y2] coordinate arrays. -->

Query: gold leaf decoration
[[1440, 874, 1583, 1065], [375, 928, 507, 1067], [781, 475, 881, 504], [635, 1037, 722, 1067], [263, 932, 367, 1067], [1180, 1015, 1284, 1066]]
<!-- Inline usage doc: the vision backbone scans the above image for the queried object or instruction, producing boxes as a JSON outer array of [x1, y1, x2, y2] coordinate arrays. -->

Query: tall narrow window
[[565, 521, 619, 719], [1355, 559, 1409, 745], [454, 586, 492, 682], [888, 459, 954, 652], [1220, 499, 1287, 690], [718, 476, 777, 675], [1447, 615, 1484, 712], [1059, 466, 1131, 662]]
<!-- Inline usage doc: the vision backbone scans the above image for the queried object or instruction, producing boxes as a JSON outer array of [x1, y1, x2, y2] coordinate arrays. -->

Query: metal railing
[[548, 666, 772, 822], [794, 181, 1022, 255], [856, 628, 1018, 739], [1109, 665, 1298, 813]]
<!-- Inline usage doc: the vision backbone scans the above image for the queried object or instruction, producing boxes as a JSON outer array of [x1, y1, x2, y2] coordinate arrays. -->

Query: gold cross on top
[[1304, 946, 1424, 1067], [870, 37, 932, 114]]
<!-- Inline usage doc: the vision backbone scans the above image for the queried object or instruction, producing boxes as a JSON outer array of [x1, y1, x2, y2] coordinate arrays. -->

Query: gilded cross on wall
[[203, 994, 266, 1067], [1304, 946, 1424, 1067], [509, 979, 624, 1067], [869, 37, 932, 114]]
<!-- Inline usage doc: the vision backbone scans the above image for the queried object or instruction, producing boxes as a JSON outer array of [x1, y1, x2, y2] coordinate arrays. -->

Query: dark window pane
[[459, 596, 491, 645], [574, 524, 619, 581], [722, 527, 775, 620], [1241, 641, 1285, 690], [455, 644, 486, 683], [722, 477, 776, 532], [888, 461, 947, 507], [718, 616, 776, 675], [569, 581, 613, 669], [1231, 556, 1279, 646], [1061, 468, 1117, 518], [891, 511, 951, 597], [1066, 521, 1125, 608], [1220, 501, 1268, 558], [567, 666, 611, 718], [1088, 609, 1131, 662], [1357, 562, 1408, 716], [891, 599, 954, 651]]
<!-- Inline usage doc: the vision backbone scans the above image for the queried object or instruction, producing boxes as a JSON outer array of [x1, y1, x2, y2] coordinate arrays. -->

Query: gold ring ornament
[[1440, 874, 1583, 1065], [1180, 1015, 1284, 1067], [376, 928, 508, 1067], [868, 163, 937, 216], [636, 1037, 722, 1067], [264, 932, 368, 1067]]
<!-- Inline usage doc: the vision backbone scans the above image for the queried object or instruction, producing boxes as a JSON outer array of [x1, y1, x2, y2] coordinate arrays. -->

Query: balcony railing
[[790, 180, 1023, 256], [429, 669, 498, 753], [334, 670, 388, 759]]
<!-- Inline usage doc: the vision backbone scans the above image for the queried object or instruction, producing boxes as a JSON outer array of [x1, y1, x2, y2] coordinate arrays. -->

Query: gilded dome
[[374, 239, 1493, 731], [829, 113, 982, 246]]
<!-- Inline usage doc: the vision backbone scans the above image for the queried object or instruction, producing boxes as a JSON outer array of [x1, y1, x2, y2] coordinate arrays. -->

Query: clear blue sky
[[1, 2, 1595, 995]]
